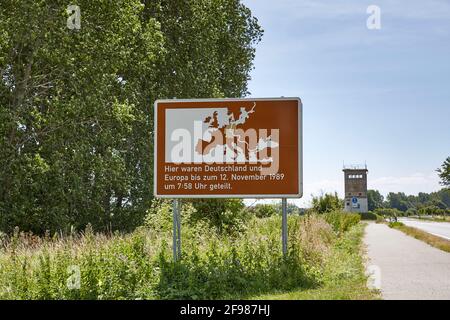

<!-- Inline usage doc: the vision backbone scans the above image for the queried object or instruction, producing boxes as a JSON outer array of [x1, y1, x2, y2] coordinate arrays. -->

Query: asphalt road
[[364, 222, 450, 300], [398, 218, 450, 240]]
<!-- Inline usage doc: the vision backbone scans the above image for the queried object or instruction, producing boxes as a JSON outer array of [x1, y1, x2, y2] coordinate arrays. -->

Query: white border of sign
[[153, 97, 303, 199]]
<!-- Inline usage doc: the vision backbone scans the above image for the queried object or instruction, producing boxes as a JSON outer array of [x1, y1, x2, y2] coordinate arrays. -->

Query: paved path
[[364, 222, 450, 300], [398, 218, 450, 240]]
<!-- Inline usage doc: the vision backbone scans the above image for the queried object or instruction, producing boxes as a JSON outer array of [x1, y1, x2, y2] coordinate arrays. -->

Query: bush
[[0, 228, 157, 299], [187, 199, 248, 235], [0, 213, 365, 300], [358, 211, 378, 221], [144, 199, 246, 236], [0, 216, 319, 300], [418, 205, 446, 216], [144, 200, 173, 232], [374, 208, 402, 218], [324, 211, 361, 233], [388, 221, 405, 228], [375, 215, 385, 223], [247, 204, 278, 218], [405, 208, 418, 216], [311, 193, 343, 214], [156, 236, 313, 299]]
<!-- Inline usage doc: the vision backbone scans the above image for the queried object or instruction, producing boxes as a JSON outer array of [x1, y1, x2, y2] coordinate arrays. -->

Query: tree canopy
[[367, 189, 384, 211], [437, 157, 450, 187], [0, 0, 262, 234], [370, 188, 450, 215]]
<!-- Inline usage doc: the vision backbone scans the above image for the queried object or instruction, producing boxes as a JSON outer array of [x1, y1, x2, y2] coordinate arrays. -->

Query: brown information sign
[[154, 98, 302, 198]]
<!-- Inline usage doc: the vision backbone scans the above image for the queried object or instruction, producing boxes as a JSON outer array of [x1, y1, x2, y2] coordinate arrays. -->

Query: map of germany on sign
[[154, 98, 302, 198]]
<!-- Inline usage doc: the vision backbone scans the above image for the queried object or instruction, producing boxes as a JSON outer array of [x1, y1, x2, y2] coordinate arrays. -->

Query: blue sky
[[242, 0, 450, 207]]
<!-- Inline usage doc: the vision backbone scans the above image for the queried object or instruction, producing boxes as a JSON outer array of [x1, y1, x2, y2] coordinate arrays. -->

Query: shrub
[[247, 204, 278, 218], [187, 199, 248, 235], [405, 208, 418, 216], [388, 221, 405, 228], [144, 199, 219, 236], [418, 205, 446, 216], [324, 211, 361, 233], [0, 211, 365, 300], [374, 208, 402, 218], [358, 211, 378, 220], [375, 215, 385, 224], [156, 237, 313, 299], [0, 228, 156, 300], [144, 200, 173, 232], [0, 216, 321, 299], [311, 193, 343, 214]]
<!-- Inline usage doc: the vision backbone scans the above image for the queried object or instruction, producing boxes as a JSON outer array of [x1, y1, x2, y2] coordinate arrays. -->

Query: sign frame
[[153, 97, 303, 199]]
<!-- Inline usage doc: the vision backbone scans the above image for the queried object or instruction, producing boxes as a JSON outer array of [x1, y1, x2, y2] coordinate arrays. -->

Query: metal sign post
[[282, 198, 288, 257], [172, 199, 177, 261], [176, 200, 181, 260], [172, 199, 182, 261]]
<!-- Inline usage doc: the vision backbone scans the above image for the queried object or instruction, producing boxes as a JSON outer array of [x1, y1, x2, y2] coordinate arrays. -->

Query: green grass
[[251, 282, 377, 300], [415, 216, 450, 223], [389, 222, 450, 253], [252, 223, 379, 300], [0, 211, 375, 300]]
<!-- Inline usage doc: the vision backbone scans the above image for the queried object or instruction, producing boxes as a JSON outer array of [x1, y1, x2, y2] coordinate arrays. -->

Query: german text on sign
[[154, 98, 302, 198]]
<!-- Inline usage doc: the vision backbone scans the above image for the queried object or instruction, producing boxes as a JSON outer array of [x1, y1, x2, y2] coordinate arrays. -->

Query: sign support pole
[[177, 200, 182, 260], [172, 199, 181, 262], [282, 198, 288, 257]]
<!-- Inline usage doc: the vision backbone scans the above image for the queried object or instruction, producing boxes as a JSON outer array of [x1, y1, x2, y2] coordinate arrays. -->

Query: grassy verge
[[389, 222, 450, 253], [414, 216, 450, 223], [252, 223, 379, 300], [0, 211, 376, 300]]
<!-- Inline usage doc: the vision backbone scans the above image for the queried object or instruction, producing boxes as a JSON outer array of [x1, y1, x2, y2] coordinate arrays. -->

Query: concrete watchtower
[[343, 164, 368, 213]]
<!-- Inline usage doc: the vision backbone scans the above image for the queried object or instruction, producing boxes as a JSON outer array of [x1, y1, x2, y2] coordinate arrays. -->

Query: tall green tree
[[0, 0, 262, 234], [142, 0, 262, 98], [1, 0, 163, 233], [367, 189, 384, 211], [386, 192, 411, 212], [381, 189, 450, 215], [437, 157, 450, 187]]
